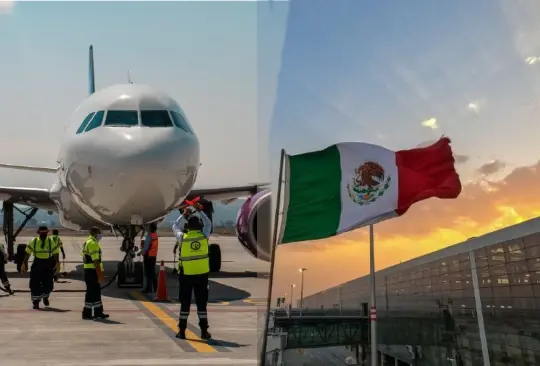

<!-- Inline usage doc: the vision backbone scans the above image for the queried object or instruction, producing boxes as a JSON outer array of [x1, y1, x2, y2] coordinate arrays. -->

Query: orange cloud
[[272, 160, 540, 304]]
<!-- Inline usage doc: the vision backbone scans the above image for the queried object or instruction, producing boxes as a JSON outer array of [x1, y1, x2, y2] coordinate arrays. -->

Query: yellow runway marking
[[209, 301, 230, 306], [243, 299, 267, 306], [130, 292, 217, 353]]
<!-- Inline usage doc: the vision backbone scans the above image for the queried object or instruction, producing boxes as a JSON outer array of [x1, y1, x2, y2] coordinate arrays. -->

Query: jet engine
[[236, 189, 271, 262]]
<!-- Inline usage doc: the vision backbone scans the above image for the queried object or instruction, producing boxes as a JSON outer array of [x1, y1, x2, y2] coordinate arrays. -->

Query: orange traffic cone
[[153, 260, 169, 302]]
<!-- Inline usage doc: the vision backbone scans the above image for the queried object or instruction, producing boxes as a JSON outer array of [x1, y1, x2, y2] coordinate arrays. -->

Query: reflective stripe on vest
[[178, 231, 209, 275], [147, 232, 159, 257]]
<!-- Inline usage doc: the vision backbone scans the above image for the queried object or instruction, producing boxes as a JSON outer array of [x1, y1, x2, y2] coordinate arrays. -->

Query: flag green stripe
[[281, 145, 342, 243]]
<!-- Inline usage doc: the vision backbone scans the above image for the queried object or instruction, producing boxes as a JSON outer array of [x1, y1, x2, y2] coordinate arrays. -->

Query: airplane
[[0, 45, 272, 286]]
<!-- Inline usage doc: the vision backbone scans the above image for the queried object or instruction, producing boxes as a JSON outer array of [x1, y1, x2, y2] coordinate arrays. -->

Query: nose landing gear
[[115, 225, 144, 288]]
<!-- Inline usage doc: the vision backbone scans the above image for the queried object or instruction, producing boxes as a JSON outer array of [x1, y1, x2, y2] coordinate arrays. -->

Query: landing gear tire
[[15, 244, 27, 273], [209, 243, 221, 273]]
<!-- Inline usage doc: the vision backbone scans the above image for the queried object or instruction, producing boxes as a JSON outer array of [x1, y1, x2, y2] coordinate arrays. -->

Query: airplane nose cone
[[65, 128, 200, 225]]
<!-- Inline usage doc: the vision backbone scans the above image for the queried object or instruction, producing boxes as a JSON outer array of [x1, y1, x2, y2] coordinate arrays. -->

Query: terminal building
[[303, 217, 540, 366]]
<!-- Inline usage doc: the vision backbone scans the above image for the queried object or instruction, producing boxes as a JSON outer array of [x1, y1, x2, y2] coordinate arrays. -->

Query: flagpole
[[369, 224, 377, 366], [259, 148, 286, 366]]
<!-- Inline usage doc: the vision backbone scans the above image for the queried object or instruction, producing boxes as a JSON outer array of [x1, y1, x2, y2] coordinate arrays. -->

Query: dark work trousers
[[143, 255, 157, 292], [29, 258, 53, 304], [83, 268, 105, 316], [0, 257, 9, 288], [178, 273, 209, 331]]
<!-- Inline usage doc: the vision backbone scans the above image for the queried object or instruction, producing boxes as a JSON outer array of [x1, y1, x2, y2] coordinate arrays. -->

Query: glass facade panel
[[303, 229, 540, 365], [479, 235, 540, 366], [365, 255, 483, 365]]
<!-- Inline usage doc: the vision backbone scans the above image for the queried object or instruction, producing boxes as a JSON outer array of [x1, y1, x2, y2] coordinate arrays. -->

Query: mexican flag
[[277, 138, 462, 244]]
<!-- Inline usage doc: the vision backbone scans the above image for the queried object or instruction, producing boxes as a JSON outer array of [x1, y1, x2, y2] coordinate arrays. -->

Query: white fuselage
[[54, 84, 200, 227]]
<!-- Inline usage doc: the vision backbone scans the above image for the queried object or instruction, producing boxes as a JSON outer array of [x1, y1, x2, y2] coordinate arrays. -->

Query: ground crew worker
[[139, 222, 159, 293], [82, 227, 109, 320], [50, 229, 66, 282], [0, 242, 13, 294], [21, 226, 55, 309], [172, 205, 212, 340]]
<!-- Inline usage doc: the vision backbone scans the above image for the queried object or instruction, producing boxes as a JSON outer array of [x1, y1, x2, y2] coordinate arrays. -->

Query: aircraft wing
[[0, 163, 58, 211], [187, 183, 269, 202], [0, 186, 56, 211], [0, 163, 58, 173]]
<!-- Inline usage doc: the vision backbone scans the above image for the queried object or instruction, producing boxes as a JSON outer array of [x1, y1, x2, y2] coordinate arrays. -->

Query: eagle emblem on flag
[[347, 161, 392, 205]]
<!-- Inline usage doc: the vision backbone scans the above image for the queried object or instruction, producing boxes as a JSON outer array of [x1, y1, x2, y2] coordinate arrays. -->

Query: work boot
[[82, 309, 93, 320], [94, 307, 110, 319], [32, 301, 39, 310], [175, 329, 186, 339], [199, 319, 211, 340], [200, 329, 212, 340], [4, 285, 13, 295], [53, 275, 58, 282], [43, 297, 50, 307]]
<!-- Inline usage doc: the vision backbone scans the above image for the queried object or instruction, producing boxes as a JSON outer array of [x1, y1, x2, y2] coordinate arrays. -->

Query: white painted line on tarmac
[[51, 358, 258, 365], [204, 328, 258, 332], [0, 328, 158, 332]]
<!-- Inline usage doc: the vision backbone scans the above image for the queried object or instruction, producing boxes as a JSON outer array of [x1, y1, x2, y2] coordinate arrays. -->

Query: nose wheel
[[116, 225, 144, 288]]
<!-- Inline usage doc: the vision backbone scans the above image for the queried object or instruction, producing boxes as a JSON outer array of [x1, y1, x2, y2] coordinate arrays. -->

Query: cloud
[[454, 154, 470, 164], [476, 159, 505, 176], [467, 102, 480, 114], [274, 160, 540, 299], [525, 56, 540, 65], [421, 117, 438, 129], [0, 0, 14, 14]]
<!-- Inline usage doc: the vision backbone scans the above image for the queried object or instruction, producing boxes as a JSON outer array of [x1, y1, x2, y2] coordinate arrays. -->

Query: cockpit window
[[104, 110, 139, 127], [170, 111, 193, 133], [76, 112, 95, 134], [84, 110, 105, 132], [140, 110, 173, 127]]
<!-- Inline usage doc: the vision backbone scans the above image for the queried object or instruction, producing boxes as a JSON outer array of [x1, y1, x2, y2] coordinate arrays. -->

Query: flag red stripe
[[395, 137, 462, 216]]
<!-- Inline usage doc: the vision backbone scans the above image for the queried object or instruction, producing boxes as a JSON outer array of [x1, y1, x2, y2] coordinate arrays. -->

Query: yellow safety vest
[[82, 236, 103, 270], [25, 237, 54, 259], [178, 230, 209, 275], [50, 235, 62, 255]]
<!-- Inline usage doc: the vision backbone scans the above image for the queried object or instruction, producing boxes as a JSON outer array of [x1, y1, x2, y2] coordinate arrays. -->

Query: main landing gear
[[2, 201, 39, 270], [115, 225, 144, 288]]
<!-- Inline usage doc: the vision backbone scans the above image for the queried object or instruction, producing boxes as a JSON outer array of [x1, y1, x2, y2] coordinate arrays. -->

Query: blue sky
[[270, 0, 540, 183], [0, 1, 288, 188]]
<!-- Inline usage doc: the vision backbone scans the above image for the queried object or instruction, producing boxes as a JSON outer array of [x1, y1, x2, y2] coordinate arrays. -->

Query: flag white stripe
[[337, 143, 399, 233]]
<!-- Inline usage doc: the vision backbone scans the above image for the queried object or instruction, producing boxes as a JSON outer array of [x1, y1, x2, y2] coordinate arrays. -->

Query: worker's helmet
[[37, 226, 49, 235]]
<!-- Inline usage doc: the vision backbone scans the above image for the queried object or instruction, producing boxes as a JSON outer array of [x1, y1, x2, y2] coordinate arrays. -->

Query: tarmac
[[0, 235, 269, 366]]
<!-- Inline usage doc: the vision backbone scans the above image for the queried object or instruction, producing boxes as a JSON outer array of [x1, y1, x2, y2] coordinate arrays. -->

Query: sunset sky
[[270, 0, 540, 304]]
